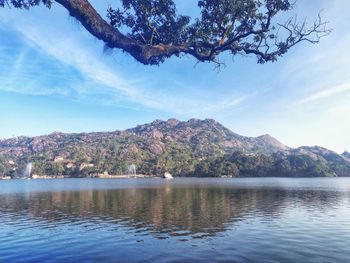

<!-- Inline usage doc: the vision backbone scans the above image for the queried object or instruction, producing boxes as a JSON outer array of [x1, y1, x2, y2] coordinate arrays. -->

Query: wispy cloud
[[299, 82, 350, 104], [0, 8, 249, 117]]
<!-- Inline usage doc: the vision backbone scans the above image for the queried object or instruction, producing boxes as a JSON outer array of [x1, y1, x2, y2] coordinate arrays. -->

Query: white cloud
[[0, 7, 249, 117], [299, 82, 350, 104]]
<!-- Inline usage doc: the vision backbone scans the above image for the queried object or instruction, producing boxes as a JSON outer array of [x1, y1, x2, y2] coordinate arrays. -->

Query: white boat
[[163, 172, 173, 179]]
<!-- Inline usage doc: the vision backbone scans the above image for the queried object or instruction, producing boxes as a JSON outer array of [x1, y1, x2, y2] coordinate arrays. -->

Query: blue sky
[[0, 0, 349, 153]]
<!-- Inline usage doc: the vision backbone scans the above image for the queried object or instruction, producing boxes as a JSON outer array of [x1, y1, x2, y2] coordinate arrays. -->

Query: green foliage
[[0, 156, 12, 177], [106, 0, 328, 64], [0, 120, 349, 178], [1, 0, 328, 65], [107, 0, 190, 46], [108, 0, 292, 51], [192, 151, 348, 178], [0, 0, 51, 9]]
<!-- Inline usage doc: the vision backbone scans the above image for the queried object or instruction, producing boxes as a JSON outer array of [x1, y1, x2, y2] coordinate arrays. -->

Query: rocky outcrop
[[0, 119, 348, 177]]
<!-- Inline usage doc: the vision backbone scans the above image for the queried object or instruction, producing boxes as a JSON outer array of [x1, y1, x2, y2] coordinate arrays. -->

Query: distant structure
[[80, 163, 94, 170], [126, 164, 137, 175], [54, 156, 65, 163], [163, 172, 173, 179]]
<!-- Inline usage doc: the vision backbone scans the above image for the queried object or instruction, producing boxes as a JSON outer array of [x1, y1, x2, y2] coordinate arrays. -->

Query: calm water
[[0, 178, 350, 263]]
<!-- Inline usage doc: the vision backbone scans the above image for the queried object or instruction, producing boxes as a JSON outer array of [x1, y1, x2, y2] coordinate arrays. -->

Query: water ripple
[[0, 178, 350, 262]]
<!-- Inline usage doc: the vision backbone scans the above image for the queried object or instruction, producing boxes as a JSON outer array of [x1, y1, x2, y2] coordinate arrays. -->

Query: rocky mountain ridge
[[0, 119, 349, 178]]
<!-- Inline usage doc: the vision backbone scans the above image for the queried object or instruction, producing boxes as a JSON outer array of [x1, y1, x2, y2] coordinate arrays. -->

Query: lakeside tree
[[1, 0, 330, 66]]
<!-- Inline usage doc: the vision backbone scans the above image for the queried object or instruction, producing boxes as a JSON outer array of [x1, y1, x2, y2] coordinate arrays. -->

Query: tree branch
[[55, 0, 188, 65], [2, 0, 329, 66]]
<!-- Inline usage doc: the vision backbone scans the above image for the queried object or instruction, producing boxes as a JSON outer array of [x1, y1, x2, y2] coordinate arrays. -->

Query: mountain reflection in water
[[0, 181, 348, 237], [0, 178, 350, 263]]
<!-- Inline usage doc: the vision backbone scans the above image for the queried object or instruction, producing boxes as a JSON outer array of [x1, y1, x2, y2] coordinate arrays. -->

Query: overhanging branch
[[2, 0, 329, 66]]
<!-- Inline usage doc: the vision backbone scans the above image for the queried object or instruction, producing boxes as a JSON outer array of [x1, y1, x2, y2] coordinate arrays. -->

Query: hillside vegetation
[[1, 119, 349, 178]]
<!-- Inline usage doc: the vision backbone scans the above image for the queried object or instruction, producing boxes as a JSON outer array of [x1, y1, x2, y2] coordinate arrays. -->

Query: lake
[[0, 178, 350, 262]]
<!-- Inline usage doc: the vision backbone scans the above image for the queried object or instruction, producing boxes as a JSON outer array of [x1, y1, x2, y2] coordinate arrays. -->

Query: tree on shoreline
[[1, 0, 330, 66]]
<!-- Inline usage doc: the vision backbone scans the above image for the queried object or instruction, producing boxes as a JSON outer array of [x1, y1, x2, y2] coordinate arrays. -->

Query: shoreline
[[0, 174, 161, 180], [0, 175, 343, 180]]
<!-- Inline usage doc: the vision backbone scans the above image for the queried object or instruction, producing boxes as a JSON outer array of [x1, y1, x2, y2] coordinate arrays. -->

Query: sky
[[0, 0, 349, 153]]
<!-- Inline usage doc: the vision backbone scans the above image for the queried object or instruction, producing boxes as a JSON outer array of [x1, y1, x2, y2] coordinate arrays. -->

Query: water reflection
[[1, 185, 349, 238]]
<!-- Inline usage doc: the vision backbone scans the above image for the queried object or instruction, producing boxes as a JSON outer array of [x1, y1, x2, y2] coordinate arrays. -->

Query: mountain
[[343, 151, 350, 160], [0, 119, 349, 178], [129, 118, 289, 154]]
